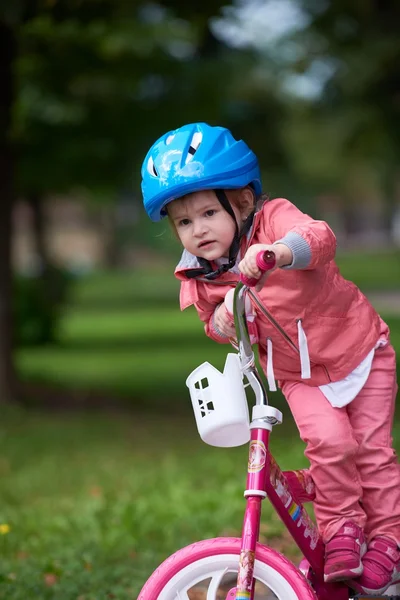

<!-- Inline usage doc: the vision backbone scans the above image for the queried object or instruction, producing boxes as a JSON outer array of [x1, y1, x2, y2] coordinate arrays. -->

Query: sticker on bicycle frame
[[248, 440, 266, 473], [237, 549, 255, 595], [297, 510, 319, 550], [270, 456, 318, 549], [270, 456, 293, 508], [288, 501, 301, 521]]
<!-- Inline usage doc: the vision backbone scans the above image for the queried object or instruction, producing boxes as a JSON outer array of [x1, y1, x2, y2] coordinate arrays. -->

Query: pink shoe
[[324, 522, 367, 583], [358, 537, 400, 595]]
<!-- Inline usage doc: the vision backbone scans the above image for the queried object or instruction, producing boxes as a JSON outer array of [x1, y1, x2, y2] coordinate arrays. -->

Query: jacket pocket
[[305, 313, 349, 363]]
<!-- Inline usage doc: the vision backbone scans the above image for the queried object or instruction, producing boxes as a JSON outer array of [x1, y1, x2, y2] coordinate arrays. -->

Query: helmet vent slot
[[185, 131, 202, 164], [147, 156, 158, 177]]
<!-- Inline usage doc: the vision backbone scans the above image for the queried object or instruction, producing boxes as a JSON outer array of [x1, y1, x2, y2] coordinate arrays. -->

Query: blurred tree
[[3, 0, 271, 399], [282, 0, 400, 230], [214, 0, 400, 229], [0, 19, 17, 402], [14, 1, 236, 260]]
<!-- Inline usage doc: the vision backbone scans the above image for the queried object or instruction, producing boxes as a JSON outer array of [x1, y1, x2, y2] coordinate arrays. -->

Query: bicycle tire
[[138, 537, 317, 599]]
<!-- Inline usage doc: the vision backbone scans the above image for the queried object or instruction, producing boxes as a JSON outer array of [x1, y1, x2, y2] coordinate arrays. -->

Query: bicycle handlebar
[[239, 250, 276, 287]]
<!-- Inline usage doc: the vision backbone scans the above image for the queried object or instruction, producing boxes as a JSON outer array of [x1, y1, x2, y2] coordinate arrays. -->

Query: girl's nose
[[193, 219, 207, 237]]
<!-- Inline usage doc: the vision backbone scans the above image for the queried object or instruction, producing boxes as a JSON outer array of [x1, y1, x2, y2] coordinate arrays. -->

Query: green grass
[[336, 249, 400, 291], [60, 307, 200, 342], [16, 306, 230, 405], [1, 407, 399, 599], [69, 269, 180, 309], [0, 408, 309, 599]]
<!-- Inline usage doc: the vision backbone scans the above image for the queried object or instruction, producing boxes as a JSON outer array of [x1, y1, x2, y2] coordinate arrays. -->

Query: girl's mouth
[[199, 240, 215, 248]]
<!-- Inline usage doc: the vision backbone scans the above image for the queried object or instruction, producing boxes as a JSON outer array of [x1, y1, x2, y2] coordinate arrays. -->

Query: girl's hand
[[238, 243, 292, 292], [213, 303, 236, 338]]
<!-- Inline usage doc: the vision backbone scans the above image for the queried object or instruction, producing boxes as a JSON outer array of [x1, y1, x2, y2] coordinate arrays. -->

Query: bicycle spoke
[[176, 592, 190, 600], [206, 568, 230, 600]]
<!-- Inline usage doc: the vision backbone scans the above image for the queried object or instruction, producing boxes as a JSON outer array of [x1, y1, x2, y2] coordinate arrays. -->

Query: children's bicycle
[[139, 251, 400, 600]]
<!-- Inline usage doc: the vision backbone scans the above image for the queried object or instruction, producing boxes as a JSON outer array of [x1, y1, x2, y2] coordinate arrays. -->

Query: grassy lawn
[[15, 305, 229, 406], [336, 249, 400, 291], [0, 408, 311, 599], [1, 407, 399, 599]]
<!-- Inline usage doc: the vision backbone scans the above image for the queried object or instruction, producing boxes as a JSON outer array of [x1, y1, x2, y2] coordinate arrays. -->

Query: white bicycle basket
[[186, 353, 250, 448]]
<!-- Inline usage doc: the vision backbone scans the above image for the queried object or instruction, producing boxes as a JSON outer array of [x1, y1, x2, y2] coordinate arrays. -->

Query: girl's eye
[[205, 209, 216, 217], [178, 218, 190, 227]]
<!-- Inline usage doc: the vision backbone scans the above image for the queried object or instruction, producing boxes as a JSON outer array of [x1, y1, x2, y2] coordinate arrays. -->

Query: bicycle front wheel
[[138, 537, 317, 600]]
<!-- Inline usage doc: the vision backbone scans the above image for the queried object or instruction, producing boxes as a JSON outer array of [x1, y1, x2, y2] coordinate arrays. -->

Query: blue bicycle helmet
[[141, 122, 262, 222]]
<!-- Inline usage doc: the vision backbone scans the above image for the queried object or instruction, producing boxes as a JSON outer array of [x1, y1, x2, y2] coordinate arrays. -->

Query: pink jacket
[[175, 198, 384, 386]]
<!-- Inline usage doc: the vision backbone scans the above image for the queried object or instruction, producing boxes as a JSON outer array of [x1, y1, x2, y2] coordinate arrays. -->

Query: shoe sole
[[358, 577, 400, 596]]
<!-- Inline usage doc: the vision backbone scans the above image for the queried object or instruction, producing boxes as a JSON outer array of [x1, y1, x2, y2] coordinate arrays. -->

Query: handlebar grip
[[240, 250, 276, 287], [256, 250, 276, 271]]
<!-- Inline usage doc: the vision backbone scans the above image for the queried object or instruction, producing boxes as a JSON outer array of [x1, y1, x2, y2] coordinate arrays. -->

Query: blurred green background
[[0, 1, 400, 598]]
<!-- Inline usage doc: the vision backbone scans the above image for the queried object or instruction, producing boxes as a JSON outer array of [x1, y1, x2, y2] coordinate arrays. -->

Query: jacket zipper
[[248, 289, 299, 353]]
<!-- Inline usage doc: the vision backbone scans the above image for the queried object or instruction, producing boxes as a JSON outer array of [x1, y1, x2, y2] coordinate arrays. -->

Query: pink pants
[[281, 342, 400, 544]]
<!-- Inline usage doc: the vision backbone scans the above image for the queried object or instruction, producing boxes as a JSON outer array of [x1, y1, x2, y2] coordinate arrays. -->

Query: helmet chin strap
[[185, 189, 254, 280]]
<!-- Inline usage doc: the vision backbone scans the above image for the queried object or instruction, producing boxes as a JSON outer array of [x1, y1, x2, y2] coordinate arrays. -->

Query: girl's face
[[168, 190, 249, 260]]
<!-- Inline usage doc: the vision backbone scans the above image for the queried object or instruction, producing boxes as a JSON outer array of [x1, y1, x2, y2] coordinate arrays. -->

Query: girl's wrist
[[272, 243, 293, 268], [211, 306, 228, 338]]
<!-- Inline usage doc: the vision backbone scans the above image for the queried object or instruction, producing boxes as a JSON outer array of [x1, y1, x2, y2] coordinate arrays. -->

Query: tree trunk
[[27, 192, 49, 268], [26, 192, 68, 318], [0, 21, 16, 403]]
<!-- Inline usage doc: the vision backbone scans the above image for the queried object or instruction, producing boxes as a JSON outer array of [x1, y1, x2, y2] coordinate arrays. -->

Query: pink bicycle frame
[[231, 273, 354, 600], [234, 424, 350, 600]]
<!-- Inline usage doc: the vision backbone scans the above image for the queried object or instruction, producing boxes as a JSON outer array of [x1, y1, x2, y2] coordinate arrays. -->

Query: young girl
[[141, 122, 400, 595]]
